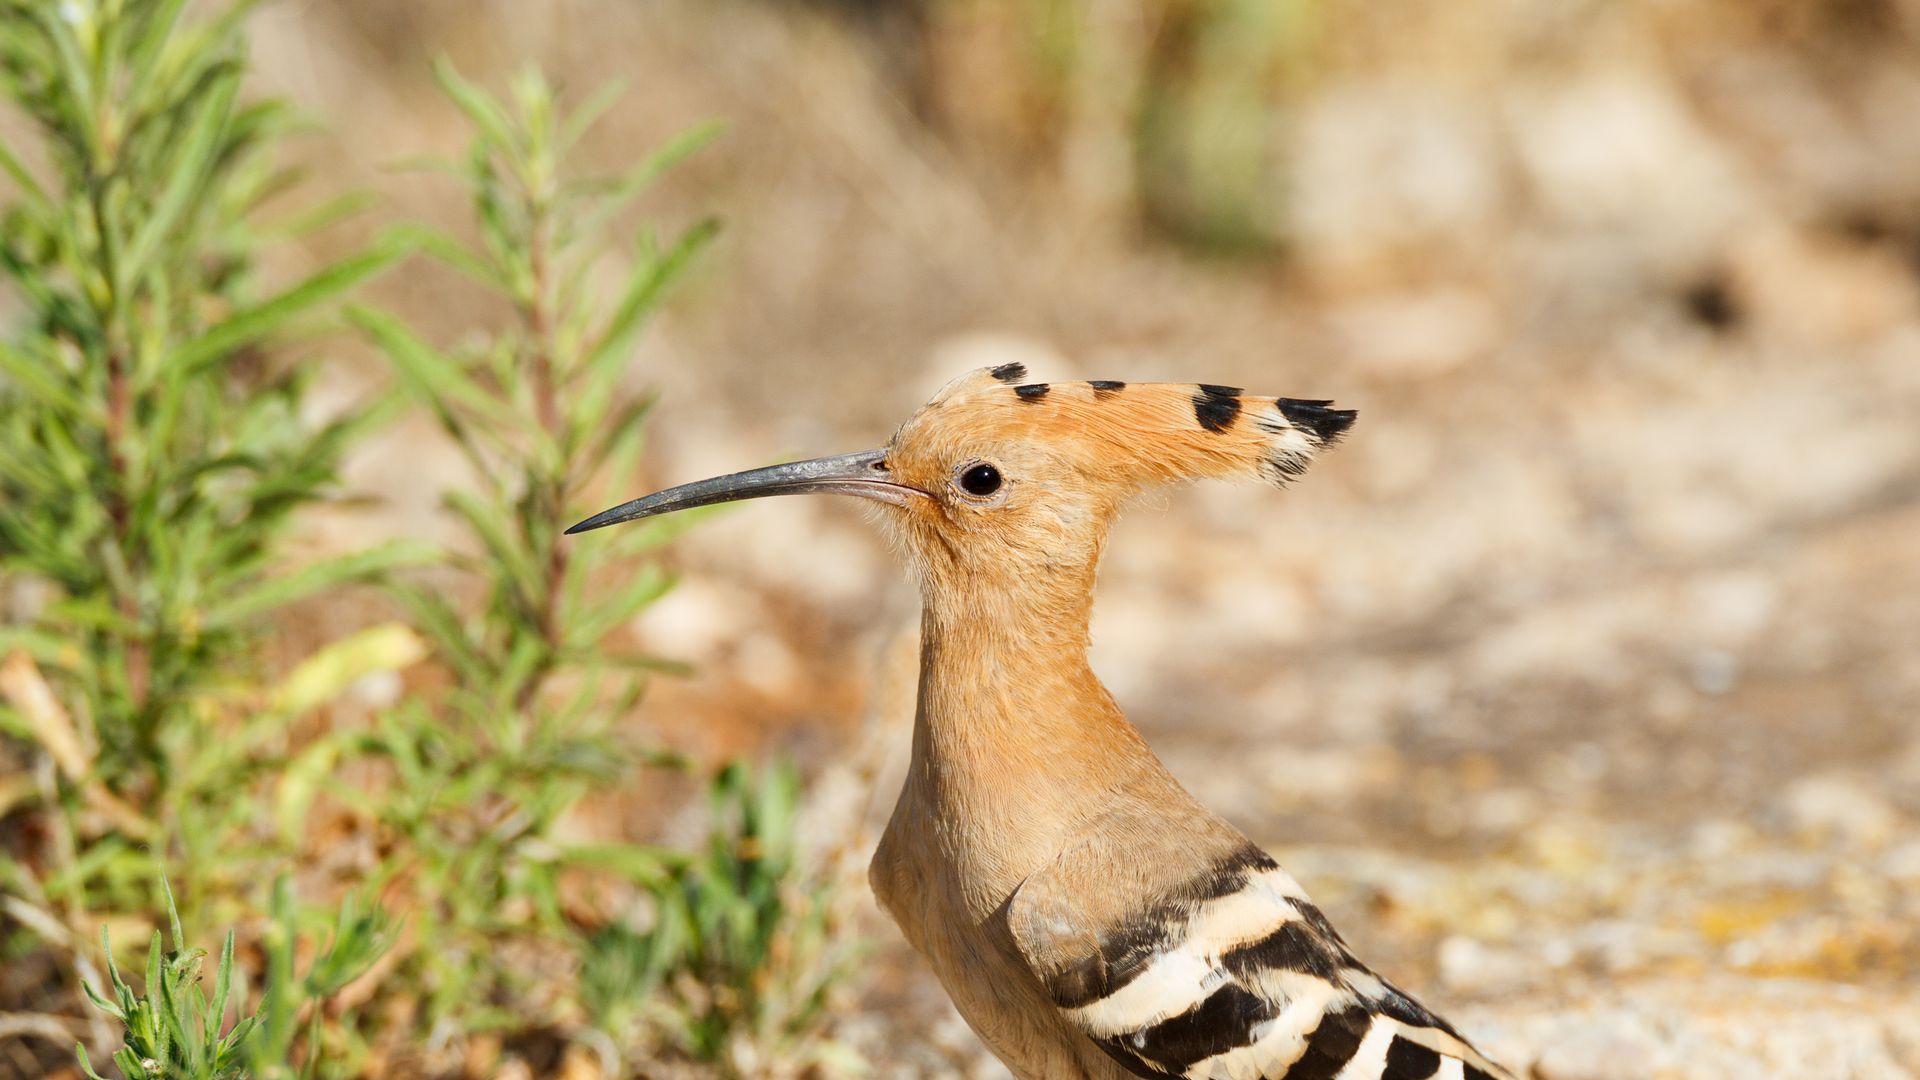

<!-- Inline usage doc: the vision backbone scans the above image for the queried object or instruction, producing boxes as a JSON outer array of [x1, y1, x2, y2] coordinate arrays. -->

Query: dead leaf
[[1, 650, 91, 780]]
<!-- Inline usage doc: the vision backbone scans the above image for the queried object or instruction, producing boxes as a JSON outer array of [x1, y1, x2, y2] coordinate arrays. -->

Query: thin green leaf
[[173, 239, 410, 374], [445, 489, 543, 608], [120, 0, 194, 108], [554, 841, 689, 883], [432, 57, 518, 161], [120, 73, 238, 287], [204, 538, 438, 628], [209, 929, 235, 1045], [556, 77, 627, 155], [577, 388, 657, 480], [569, 564, 673, 648], [379, 222, 506, 292], [0, 131, 50, 209], [161, 876, 184, 950], [100, 925, 128, 998], [31, 4, 100, 164], [576, 217, 719, 398], [347, 303, 514, 433], [0, 340, 88, 415], [79, 972, 125, 1022], [388, 586, 485, 679], [0, 625, 74, 668], [576, 119, 724, 239], [260, 190, 377, 240], [143, 931, 164, 1026], [73, 1044, 110, 1080]]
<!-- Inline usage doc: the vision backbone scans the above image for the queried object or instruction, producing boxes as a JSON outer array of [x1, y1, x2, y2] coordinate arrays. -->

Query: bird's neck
[[909, 582, 1156, 817]]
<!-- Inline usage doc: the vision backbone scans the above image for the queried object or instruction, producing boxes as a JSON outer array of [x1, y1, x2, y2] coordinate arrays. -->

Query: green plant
[[339, 61, 726, 1045], [1, 3, 867, 1069], [0, 0, 416, 1011], [76, 878, 393, 1080], [582, 762, 862, 1078]]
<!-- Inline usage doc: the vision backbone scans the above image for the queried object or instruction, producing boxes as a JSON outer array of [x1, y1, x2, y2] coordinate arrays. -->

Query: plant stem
[[518, 210, 569, 712], [85, 121, 153, 746]]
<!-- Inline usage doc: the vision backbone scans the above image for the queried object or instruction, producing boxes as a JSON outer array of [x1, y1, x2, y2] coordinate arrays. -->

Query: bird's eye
[[958, 462, 1003, 497]]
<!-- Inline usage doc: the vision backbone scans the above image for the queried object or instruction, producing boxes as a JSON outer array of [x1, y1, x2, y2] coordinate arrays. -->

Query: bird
[[568, 364, 1515, 1080]]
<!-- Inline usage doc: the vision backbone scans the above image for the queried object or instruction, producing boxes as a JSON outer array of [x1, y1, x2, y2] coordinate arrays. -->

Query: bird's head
[[568, 364, 1353, 616]]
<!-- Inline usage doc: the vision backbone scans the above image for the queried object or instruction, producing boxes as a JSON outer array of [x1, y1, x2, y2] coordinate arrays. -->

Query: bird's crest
[[906, 364, 1355, 494]]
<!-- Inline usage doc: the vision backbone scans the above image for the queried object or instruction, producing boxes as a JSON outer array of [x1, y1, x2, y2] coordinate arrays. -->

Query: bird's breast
[[872, 760, 1085, 927], [870, 803, 1130, 1080]]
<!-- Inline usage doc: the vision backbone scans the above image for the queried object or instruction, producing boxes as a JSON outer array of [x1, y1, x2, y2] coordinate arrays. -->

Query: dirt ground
[[243, 1, 1920, 1075]]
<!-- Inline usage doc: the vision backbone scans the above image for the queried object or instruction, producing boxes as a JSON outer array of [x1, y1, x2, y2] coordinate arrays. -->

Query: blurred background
[[3, 1, 1919, 1078]]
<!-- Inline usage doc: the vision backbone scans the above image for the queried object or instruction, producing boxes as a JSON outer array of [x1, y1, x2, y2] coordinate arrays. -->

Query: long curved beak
[[565, 448, 927, 534]]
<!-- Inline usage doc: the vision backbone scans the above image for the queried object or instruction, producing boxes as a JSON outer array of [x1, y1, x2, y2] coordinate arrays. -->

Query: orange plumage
[[570, 366, 1511, 1080]]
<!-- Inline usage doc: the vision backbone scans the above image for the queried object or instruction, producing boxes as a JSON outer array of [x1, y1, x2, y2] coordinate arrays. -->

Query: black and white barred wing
[[1009, 848, 1512, 1080]]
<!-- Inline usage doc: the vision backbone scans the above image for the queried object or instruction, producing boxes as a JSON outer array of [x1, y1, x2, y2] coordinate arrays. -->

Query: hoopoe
[[570, 365, 1515, 1080]]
